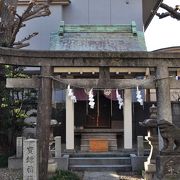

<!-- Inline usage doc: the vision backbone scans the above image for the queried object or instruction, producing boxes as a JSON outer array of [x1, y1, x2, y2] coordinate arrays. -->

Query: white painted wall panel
[[111, 0, 143, 30], [63, 0, 143, 30], [63, 0, 89, 24], [89, 0, 111, 24]]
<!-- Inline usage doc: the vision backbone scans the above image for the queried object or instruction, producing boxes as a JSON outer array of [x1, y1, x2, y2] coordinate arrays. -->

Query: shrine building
[[14, 0, 180, 153]]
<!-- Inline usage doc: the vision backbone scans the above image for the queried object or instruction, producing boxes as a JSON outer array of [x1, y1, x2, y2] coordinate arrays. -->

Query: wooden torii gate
[[1, 47, 180, 180]]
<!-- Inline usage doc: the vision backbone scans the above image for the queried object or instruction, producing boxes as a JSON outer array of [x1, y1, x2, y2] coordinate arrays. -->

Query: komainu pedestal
[[155, 119, 180, 180], [156, 154, 180, 180]]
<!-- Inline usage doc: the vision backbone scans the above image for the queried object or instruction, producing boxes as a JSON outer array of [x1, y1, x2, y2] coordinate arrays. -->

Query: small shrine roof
[[50, 21, 146, 52]]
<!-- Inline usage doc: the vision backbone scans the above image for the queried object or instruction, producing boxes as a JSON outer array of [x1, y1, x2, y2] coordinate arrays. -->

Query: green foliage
[[49, 170, 80, 180], [0, 155, 8, 167], [0, 65, 37, 154]]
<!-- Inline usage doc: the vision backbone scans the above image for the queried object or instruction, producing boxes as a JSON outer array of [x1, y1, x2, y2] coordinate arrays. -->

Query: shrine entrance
[[74, 90, 124, 129], [85, 91, 111, 128], [1, 48, 179, 179]]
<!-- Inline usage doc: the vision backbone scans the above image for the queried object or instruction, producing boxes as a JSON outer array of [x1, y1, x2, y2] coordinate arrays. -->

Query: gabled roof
[[50, 21, 146, 51], [153, 46, 180, 52], [143, 0, 163, 30]]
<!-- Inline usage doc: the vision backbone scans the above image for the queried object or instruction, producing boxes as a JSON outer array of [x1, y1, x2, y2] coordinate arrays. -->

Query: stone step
[[81, 135, 117, 139], [81, 139, 117, 146], [70, 152, 132, 157], [80, 144, 117, 152], [69, 157, 131, 165], [69, 164, 132, 171], [81, 133, 117, 136]]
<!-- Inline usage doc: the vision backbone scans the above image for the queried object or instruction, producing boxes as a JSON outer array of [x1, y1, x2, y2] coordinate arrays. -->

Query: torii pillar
[[156, 65, 172, 122], [156, 65, 172, 150], [36, 66, 52, 180]]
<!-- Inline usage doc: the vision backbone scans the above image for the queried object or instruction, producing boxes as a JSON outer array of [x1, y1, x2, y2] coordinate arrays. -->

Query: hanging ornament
[[84, 88, 91, 95], [116, 89, 123, 109], [71, 95, 77, 103], [88, 89, 95, 109], [67, 85, 73, 97], [67, 85, 77, 103], [104, 89, 112, 96], [136, 86, 143, 105]]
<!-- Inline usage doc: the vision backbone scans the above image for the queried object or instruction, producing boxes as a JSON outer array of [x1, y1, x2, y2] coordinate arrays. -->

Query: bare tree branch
[[156, 3, 180, 20], [14, 32, 38, 45], [22, 4, 50, 21], [0, 0, 51, 48], [13, 42, 30, 49], [13, 32, 38, 48]]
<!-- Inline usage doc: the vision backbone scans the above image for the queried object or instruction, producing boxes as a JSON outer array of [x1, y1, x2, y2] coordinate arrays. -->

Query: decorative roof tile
[[50, 21, 146, 51]]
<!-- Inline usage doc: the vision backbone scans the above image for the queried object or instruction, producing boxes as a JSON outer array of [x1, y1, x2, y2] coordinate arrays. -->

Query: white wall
[[16, 5, 63, 50], [63, 0, 143, 30], [16, 0, 143, 50]]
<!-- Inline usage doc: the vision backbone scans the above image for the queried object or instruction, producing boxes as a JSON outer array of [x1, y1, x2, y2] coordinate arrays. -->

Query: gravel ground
[[0, 168, 143, 180], [0, 168, 22, 180]]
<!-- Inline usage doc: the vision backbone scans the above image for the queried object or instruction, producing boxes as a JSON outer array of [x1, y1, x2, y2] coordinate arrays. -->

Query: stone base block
[[144, 161, 156, 172], [130, 154, 147, 172], [143, 171, 156, 180], [55, 155, 69, 171], [8, 156, 22, 169], [8, 155, 69, 171], [156, 155, 180, 180], [48, 159, 58, 173]]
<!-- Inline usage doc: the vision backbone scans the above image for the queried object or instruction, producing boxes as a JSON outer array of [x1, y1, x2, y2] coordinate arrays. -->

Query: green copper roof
[[50, 21, 146, 51]]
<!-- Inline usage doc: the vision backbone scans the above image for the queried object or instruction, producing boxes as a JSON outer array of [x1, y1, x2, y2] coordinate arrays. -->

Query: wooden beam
[[6, 77, 180, 89], [60, 78, 155, 89], [0, 48, 180, 67], [55, 77, 180, 89], [6, 78, 39, 88]]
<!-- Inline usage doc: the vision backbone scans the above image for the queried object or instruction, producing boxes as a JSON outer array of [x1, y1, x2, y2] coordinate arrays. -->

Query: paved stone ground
[[83, 171, 119, 180], [83, 171, 143, 180], [0, 168, 143, 180]]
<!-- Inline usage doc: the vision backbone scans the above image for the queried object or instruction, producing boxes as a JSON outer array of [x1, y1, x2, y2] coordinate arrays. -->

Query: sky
[[145, 0, 180, 51]]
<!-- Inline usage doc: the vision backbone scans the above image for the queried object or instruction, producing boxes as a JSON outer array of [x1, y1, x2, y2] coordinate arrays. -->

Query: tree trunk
[[0, 0, 18, 47]]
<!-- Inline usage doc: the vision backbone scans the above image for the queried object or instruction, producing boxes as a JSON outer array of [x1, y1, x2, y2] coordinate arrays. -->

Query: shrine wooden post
[[36, 66, 52, 180]]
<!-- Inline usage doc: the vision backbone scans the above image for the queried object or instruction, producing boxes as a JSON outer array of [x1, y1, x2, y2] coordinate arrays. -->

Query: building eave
[[18, 0, 71, 6], [143, 0, 163, 30]]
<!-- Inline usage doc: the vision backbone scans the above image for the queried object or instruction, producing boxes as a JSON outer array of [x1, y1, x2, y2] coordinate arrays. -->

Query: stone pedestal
[[48, 159, 57, 173], [23, 139, 38, 180], [144, 161, 156, 180], [144, 135, 159, 180], [156, 154, 180, 180]]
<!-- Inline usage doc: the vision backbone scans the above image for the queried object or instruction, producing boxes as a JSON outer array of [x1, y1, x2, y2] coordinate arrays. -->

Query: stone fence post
[[55, 136, 61, 158], [16, 137, 23, 158]]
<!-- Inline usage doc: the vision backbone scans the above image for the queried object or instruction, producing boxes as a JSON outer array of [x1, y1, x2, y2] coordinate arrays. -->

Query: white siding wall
[[64, 0, 143, 30], [16, 0, 143, 50]]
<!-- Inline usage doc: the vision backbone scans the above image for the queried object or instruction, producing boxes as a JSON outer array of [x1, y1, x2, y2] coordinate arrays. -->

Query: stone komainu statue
[[158, 119, 180, 152], [140, 119, 180, 152]]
